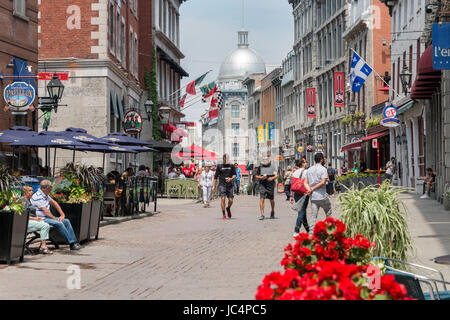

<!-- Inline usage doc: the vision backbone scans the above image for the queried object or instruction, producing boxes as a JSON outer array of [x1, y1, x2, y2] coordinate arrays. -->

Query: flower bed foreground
[[255, 218, 412, 300]]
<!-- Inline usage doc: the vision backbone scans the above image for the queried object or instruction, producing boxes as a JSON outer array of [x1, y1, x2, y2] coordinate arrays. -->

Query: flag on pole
[[186, 71, 210, 95], [179, 94, 187, 108], [350, 51, 373, 92], [200, 82, 217, 98]]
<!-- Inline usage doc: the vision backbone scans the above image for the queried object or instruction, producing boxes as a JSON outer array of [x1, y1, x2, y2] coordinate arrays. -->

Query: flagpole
[[350, 48, 403, 100], [167, 70, 213, 98]]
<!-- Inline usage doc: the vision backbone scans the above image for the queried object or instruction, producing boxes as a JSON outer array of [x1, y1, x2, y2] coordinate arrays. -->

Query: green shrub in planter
[[338, 181, 414, 267]]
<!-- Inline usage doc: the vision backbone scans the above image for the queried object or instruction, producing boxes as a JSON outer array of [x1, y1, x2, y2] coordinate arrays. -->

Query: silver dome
[[218, 30, 266, 80]]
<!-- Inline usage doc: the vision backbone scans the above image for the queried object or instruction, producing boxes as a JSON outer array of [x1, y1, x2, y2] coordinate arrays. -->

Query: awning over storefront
[[341, 141, 361, 152], [360, 131, 389, 142], [410, 46, 442, 99], [397, 100, 415, 115]]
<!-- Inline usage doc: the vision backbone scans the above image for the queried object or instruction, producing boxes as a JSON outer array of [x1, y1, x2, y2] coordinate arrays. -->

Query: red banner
[[306, 88, 316, 119], [38, 72, 69, 81], [334, 72, 345, 107]]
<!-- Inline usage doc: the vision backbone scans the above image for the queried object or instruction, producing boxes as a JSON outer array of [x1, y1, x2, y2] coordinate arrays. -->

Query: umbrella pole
[[53, 148, 57, 177], [73, 149, 75, 163], [102, 152, 105, 171]]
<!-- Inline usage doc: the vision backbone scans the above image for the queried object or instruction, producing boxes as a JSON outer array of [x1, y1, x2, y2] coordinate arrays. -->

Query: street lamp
[[348, 101, 357, 114], [400, 65, 412, 95], [145, 99, 154, 120], [47, 73, 65, 102]]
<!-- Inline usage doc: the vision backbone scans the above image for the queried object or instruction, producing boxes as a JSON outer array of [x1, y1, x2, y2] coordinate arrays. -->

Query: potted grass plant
[[338, 182, 414, 267], [0, 165, 29, 264]]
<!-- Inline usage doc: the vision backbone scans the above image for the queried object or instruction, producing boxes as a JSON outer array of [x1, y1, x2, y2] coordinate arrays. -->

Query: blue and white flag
[[350, 52, 372, 93]]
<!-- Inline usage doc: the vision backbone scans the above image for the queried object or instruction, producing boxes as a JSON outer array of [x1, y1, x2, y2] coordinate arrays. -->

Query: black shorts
[[219, 185, 234, 199], [260, 186, 274, 200]]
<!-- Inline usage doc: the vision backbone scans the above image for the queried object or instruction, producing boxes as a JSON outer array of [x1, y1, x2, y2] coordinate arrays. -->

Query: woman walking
[[195, 167, 204, 203], [200, 163, 215, 207], [290, 159, 310, 238]]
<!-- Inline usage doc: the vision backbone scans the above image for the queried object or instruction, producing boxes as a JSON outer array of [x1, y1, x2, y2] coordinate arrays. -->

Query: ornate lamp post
[[400, 65, 413, 95]]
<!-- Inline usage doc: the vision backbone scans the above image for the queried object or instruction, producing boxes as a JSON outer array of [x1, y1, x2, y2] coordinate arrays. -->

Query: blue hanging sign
[[3, 82, 36, 111], [432, 23, 450, 70], [381, 104, 400, 128], [268, 122, 275, 141]]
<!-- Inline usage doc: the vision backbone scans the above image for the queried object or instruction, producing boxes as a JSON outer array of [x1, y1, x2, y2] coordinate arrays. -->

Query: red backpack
[[291, 169, 308, 195]]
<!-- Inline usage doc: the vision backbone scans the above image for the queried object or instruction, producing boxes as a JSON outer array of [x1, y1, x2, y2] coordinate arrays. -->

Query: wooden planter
[[51, 202, 92, 244], [88, 200, 102, 240], [0, 210, 30, 264]]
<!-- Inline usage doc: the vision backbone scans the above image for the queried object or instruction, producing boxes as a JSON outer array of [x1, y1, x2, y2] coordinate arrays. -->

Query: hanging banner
[[268, 122, 275, 141], [257, 125, 265, 144], [334, 72, 345, 107], [306, 88, 316, 118], [432, 23, 450, 70]]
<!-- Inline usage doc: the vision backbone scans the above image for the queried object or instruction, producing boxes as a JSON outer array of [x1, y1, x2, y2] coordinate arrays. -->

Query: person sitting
[[359, 159, 367, 173], [168, 168, 178, 179], [351, 162, 359, 174], [340, 165, 348, 176], [21, 186, 53, 254], [177, 168, 186, 179], [420, 168, 437, 199], [30, 180, 83, 250]]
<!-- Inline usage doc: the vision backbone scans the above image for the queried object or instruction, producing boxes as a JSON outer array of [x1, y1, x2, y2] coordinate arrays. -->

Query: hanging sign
[[3, 82, 36, 111], [306, 88, 316, 118], [381, 104, 400, 127], [268, 122, 275, 141], [334, 72, 345, 107], [257, 125, 265, 144], [123, 110, 143, 135], [432, 23, 450, 70], [372, 139, 378, 149], [307, 144, 313, 152]]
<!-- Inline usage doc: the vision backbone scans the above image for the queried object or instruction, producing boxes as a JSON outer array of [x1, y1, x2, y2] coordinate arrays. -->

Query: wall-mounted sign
[[123, 110, 143, 135], [38, 72, 69, 81], [307, 144, 313, 152], [372, 139, 378, 149], [334, 72, 345, 107], [381, 104, 400, 128], [432, 23, 450, 70], [306, 88, 316, 118], [3, 82, 36, 111]]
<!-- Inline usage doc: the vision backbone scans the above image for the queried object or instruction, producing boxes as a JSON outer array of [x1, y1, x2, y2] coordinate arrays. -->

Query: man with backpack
[[326, 163, 336, 195]]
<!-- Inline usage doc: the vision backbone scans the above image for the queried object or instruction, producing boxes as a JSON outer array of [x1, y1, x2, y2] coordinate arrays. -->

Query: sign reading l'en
[[432, 23, 450, 70]]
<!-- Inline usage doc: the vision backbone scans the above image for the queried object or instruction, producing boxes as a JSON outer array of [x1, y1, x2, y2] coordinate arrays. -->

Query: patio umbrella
[[0, 127, 39, 170], [100, 132, 150, 146], [9, 132, 88, 176], [63, 127, 112, 162]]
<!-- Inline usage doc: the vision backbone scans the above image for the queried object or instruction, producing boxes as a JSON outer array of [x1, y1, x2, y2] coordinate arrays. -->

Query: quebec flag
[[350, 52, 372, 92]]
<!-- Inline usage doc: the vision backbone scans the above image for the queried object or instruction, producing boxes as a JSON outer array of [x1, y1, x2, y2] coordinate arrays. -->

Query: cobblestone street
[[0, 192, 449, 300]]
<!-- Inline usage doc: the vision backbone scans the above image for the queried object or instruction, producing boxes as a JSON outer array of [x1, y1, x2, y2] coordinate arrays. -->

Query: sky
[[179, 0, 294, 122]]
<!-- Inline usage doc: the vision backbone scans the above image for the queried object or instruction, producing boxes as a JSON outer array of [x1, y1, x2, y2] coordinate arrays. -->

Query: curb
[[99, 211, 161, 227]]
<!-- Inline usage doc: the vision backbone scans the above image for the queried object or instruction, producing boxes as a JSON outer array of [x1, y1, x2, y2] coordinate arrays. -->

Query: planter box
[[444, 197, 450, 211], [0, 210, 30, 264], [88, 200, 102, 240], [51, 202, 92, 244]]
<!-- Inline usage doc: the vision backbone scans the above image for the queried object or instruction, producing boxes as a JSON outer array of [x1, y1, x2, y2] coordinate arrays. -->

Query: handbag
[[291, 169, 308, 195], [291, 194, 307, 212]]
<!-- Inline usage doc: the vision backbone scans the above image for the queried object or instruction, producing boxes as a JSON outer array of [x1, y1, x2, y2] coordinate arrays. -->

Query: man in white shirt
[[304, 153, 332, 235]]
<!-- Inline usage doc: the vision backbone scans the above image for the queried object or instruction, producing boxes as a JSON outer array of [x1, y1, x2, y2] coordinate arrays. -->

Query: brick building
[[38, 0, 150, 173], [0, 0, 38, 168]]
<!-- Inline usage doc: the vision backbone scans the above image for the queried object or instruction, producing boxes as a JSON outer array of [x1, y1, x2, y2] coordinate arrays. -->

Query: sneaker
[[259, 215, 265, 220], [293, 232, 299, 239], [70, 243, 83, 250], [226, 207, 232, 218], [420, 194, 430, 199], [222, 215, 227, 220]]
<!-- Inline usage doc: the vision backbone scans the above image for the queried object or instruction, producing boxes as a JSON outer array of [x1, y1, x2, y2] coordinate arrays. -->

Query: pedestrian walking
[[212, 154, 236, 219], [304, 153, 332, 236], [326, 163, 337, 196], [251, 167, 259, 196], [290, 159, 310, 238], [284, 166, 293, 201], [195, 167, 204, 203], [200, 163, 214, 207], [385, 157, 396, 182], [256, 156, 278, 220], [234, 163, 242, 195]]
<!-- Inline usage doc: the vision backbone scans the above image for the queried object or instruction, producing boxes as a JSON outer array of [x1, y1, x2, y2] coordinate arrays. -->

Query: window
[[232, 143, 239, 158], [14, 0, 26, 17], [134, 35, 138, 76], [121, 22, 126, 65], [109, 4, 115, 52], [116, 12, 121, 58], [130, 30, 133, 73], [231, 105, 240, 118], [232, 123, 240, 136]]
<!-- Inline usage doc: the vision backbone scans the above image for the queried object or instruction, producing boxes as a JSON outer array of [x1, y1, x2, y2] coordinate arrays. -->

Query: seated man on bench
[[420, 168, 437, 199], [21, 185, 53, 254], [30, 180, 83, 251]]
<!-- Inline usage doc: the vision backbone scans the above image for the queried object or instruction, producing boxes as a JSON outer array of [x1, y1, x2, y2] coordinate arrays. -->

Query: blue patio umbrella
[[0, 126, 38, 170], [100, 132, 150, 146], [64, 128, 111, 145]]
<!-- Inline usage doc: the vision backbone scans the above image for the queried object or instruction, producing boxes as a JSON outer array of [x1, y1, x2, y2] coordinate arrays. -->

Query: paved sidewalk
[[0, 192, 448, 299]]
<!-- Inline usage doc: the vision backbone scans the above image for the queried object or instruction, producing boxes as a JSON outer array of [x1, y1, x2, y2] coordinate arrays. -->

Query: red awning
[[174, 128, 188, 137], [360, 131, 389, 142], [341, 141, 361, 152], [377, 86, 389, 92], [410, 46, 441, 99]]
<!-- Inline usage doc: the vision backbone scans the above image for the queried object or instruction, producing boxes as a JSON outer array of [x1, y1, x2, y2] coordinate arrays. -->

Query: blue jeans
[[294, 193, 310, 233], [234, 179, 240, 194], [44, 217, 77, 244], [284, 184, 291, 200]]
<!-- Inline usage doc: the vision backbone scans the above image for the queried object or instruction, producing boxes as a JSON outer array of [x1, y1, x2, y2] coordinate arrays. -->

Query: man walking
[[326, 163, 337, 195], [304, 153, 332, 235], [256, 156, 278, 220], [234, 163, 242, 195], [284, 166, 293, 201], [212, 154, 236, 219]]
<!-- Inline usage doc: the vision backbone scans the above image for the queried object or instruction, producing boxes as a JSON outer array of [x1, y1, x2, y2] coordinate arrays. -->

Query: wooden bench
[[24, 229, 60, 254]]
